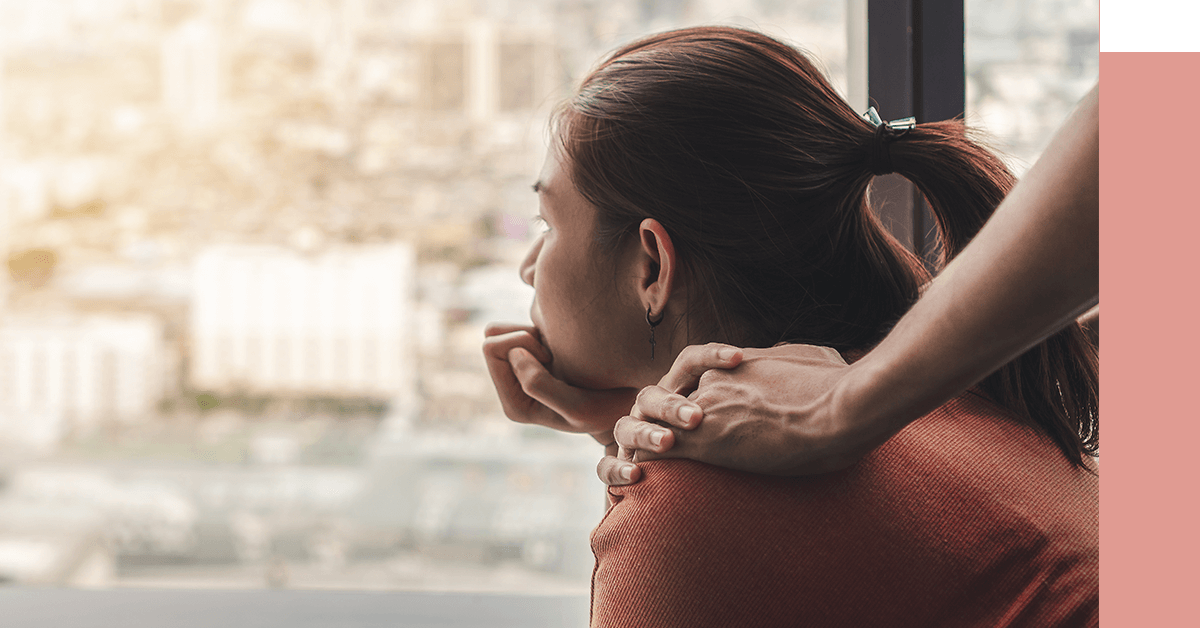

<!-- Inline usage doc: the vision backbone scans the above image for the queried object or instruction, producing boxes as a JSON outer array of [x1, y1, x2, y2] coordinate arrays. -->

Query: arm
[[599, 84, 1099, 481], [819, 82, 1099, 462]]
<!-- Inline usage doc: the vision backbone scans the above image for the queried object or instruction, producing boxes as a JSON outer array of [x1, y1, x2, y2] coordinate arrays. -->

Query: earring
[[646, 305, 664, 360]]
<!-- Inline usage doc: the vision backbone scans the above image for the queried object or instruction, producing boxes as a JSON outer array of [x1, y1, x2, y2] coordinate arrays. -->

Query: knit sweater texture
[[590, 393, 1098, 627]]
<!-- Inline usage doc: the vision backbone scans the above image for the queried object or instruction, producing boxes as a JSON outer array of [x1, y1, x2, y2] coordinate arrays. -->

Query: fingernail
[[619, 465, 633, 481], [679, 405, 698, 426], [650, 431, 664, 447], [718, 347, 738, 361]]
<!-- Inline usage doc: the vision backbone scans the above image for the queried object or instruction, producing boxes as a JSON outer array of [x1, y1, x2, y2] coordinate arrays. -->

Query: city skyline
[[0, 0, 1097, 592]]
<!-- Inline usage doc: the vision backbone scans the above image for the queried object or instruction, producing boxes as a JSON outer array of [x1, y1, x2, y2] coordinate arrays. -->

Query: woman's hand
[[597, 343, 886, 485], [483, 322, 638, 445]]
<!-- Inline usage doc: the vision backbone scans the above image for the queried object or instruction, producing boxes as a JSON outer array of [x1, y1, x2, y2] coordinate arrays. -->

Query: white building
[[0, 314, 168, 450], [190, 243, 415, 402], [162, 18, 223, 131]]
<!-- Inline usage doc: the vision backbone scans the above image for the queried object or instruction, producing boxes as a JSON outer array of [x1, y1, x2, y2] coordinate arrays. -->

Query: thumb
[[508, 348, 638, 435], [509, 347, 557, 399], [508, 347, 587, 420]]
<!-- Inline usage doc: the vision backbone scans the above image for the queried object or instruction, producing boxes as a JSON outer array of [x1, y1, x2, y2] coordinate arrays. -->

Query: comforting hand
[[597, 343, 888, 485], [483, 322, 638, 445]]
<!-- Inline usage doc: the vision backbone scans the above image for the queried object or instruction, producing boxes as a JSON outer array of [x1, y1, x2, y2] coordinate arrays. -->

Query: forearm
[[836, 85, 1099, 438]]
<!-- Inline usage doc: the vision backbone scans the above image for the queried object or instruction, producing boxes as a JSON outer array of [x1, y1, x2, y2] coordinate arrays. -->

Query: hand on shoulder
[[598, 342, 882, 485]]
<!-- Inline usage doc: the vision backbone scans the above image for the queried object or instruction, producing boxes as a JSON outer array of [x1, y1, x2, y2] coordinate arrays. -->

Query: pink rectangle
[[1100, 51, 1200, 624]]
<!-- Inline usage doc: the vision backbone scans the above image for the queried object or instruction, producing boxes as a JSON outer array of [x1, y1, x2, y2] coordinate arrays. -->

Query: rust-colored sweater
[[591, 394, 1098, 628]]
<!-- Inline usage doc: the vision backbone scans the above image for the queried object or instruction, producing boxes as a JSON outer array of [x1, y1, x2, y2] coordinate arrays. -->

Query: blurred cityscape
[[0, 0, 1094, 592]]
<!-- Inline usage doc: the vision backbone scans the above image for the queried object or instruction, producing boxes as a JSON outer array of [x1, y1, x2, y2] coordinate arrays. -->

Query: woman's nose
[[519, 236, 542, 287]]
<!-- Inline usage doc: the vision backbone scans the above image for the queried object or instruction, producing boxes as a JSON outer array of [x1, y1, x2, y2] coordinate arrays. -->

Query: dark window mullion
[[867, 0, 965, 271]]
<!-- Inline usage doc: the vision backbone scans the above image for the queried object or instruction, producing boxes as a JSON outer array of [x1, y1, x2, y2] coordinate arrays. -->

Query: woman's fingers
[[509, 347, 584, 420], [657, 342, 744, 395], [508, 346, 555, 395], [482, 325, 552, 364], [483, 321, 541, 340], [632, 385, 703, 429], [482, 328, 567, 430], [508, 347, 637, 435]]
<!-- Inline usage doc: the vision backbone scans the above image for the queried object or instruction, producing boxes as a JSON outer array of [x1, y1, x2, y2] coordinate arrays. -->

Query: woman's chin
[[554, 361, 661, 393], [552, 362, 626, 392]]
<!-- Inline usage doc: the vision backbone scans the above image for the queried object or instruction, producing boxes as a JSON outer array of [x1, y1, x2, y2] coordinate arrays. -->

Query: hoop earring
[[646, 305, 664, 360]]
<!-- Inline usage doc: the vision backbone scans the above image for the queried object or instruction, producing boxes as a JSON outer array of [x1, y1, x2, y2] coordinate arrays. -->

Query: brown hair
[[555, 27, 1097, 466]]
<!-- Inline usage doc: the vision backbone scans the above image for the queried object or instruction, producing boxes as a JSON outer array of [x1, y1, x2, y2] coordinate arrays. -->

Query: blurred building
[[0, 314, 169, 450], [190, 243, 415, 404], [162, 18, 223, 131], [0, 0, 1095, 594]]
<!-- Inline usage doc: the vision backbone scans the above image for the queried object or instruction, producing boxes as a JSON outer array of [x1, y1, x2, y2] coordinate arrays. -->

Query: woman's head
[[554, 27, 1011, 351], [519, 141, 679, 391], [524, 26, 987, 387], [525, 26, 1097, 463]]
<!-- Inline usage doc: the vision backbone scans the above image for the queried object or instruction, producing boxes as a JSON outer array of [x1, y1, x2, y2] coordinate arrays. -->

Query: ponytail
[[887, 121, 1100, 466], [563, 26, 1098, 470]]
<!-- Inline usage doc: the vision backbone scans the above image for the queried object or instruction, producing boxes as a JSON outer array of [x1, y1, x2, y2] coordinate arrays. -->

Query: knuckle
[[634, 386, 655, 407], [824, 346, 847, 362], [502, 407, 530, 424], [697, 368, 720, 388], [598, 461, 621, 486], [682, 344, 723, 374], [522, 368, 548, 392], [614, 420, 637, 448]]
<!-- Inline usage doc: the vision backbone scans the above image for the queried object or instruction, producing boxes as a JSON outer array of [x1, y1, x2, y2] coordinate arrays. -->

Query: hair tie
[[862, 107, 916, 176]]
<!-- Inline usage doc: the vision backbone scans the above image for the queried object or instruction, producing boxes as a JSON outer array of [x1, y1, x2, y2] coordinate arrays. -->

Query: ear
[[636, 218, 677, 316]]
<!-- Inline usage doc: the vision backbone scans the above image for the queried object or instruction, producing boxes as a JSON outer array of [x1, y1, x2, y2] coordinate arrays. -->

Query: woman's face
[[519, 144, 651, 390]]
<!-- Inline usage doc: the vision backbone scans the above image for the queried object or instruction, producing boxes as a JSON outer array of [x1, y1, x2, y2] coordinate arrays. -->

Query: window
[[0, 1, 1092, 623]]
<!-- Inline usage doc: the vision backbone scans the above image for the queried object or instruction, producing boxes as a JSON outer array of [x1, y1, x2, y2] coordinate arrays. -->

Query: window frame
[[865, 0, 966, 269]]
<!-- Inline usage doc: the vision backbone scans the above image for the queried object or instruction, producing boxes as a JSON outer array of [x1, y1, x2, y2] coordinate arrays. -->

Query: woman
[[483, 27, 1097, 627], [600, 85, 1099, 482]]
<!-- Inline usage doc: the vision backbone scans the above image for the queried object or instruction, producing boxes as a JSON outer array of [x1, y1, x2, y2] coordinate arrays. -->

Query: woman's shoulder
[[602, 391, 1097, 544], [891, 392, 1099, 504], [590, 393, 1098, 628]]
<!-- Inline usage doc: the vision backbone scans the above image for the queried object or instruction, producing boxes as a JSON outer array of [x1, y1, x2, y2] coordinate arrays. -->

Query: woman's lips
[[529, 306, 543, 335]]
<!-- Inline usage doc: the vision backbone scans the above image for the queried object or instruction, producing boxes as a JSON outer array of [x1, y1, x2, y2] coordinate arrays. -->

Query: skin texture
[[481, 141, 690, 446], [596, 84, 1100, 485]]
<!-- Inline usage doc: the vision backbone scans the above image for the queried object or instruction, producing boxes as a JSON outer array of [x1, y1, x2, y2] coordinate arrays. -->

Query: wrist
[[833, 359, 887, 432], [821, 359, 909, 466]]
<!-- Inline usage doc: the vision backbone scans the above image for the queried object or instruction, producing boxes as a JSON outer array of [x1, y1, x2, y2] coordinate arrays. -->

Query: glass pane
[[0, 0, 845, 599], [499, 42, 537, 112], [966, 0, 1100, 173]]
